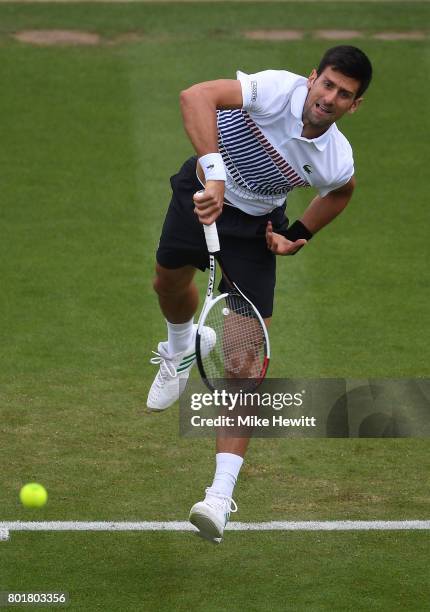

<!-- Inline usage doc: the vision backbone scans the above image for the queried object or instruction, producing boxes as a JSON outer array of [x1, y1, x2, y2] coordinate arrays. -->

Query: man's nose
[[323, 90, 337, 105]]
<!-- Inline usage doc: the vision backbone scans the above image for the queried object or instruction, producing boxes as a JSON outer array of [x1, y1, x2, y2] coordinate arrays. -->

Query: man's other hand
[[266, 221, 307, 255]]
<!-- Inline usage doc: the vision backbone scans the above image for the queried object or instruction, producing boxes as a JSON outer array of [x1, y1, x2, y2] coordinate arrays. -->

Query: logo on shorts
[[303, 164, 312, 174], [206, 164, 215, 170]]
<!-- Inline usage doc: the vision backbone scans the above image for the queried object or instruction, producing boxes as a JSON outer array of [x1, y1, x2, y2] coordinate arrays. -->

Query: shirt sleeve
[[237, 69, 302, 116], [318, 131, 355, 197], [318, 163, 354, 197]]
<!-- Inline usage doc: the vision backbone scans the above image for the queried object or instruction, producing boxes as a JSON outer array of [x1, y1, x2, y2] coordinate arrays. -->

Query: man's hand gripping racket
[[195, 221, 270, 392]]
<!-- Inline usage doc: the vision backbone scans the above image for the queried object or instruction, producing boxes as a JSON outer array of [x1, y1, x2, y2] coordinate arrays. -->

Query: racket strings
[[200, 293, 266, 383]]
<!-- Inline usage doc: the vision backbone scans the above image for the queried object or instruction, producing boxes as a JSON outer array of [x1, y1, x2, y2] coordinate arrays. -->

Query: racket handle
[[203, 223, 220, 254]]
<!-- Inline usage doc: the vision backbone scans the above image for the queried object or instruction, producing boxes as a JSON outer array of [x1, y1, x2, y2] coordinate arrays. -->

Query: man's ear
[[307, 68, 318, 90], [348, 97, 363, 114]]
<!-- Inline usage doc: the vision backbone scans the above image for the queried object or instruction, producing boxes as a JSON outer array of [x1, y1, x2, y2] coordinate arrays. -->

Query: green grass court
[[0, 2, 429, 610]]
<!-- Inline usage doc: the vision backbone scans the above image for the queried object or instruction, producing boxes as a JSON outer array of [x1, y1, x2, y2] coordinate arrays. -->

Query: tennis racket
[[196, 222, 270, 392]]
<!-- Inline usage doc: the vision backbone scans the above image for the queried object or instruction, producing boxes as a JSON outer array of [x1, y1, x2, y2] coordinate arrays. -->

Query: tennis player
[[147, 46, 372, 542]]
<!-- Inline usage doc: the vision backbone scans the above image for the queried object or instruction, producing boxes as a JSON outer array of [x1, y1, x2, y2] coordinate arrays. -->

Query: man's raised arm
[[180, 80, 243, 226], [180, 79, 243, 156]]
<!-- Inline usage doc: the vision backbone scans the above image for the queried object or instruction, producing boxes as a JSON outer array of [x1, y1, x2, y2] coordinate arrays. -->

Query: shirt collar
[[290, 83, 334, 152]]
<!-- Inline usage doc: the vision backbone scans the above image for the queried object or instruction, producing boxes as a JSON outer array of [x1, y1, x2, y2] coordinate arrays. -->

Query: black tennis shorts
[[156, 156, 289, 318]]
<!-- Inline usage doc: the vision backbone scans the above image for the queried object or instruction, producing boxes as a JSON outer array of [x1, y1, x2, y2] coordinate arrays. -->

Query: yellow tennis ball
[[19, 483, 48, 508]]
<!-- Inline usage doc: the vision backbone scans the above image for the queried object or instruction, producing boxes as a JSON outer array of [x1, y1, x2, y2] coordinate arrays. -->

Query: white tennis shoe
[[146, 324, 215, 411], [189, 489, 238, 543]]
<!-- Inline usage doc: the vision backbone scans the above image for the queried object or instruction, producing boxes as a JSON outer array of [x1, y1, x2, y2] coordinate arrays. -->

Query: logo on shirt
[[303, 164, 312, 175], [251, 80, 258, 103]]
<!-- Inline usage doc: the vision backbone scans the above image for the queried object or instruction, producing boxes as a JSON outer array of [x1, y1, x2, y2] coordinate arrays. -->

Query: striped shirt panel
[[217, 109, 309, 197]]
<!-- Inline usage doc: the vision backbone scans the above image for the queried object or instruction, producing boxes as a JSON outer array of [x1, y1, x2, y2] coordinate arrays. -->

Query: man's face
[[302, 66, 363, 137]]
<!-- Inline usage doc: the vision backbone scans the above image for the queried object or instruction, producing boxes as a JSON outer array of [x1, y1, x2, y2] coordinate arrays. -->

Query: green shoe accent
[[177, 358, 196, 373], [177, 352, 196, 368]]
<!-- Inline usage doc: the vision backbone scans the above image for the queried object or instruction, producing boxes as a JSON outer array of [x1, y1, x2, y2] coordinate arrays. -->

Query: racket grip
[[203, 223, 220, 254]]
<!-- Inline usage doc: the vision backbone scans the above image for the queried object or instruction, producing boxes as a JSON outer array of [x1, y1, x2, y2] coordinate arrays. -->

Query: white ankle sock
[[206, 453, 244, 500], [167, 318, 194, 355]]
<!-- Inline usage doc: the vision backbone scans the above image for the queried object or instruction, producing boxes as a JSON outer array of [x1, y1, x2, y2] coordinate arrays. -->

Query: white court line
[[1, 520, 430, 534]]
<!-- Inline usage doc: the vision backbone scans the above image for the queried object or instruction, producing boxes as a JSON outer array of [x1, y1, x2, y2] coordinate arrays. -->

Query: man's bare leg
[[189, 318, 271, 540], [216, 316, 271, 450], [153, 263, 198, 323], [147, 263, 203, 410]]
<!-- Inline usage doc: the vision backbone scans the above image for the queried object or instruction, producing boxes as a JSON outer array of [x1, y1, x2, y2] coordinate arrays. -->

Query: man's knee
[[152, 263, 196, 297]]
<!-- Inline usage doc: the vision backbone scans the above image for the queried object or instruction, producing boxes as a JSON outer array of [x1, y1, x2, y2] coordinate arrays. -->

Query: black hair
[[317, 46, 373, 98]]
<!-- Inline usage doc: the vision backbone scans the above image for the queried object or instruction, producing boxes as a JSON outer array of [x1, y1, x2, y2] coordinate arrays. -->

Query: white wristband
[[198, 153, 227, 182]]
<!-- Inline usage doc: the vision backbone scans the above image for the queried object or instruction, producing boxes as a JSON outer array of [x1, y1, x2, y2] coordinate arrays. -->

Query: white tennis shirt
[[216, 69, 354, 215]]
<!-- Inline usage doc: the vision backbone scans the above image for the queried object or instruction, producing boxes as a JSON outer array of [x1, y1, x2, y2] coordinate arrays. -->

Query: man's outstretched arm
[[266, 176, 356, 255]]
